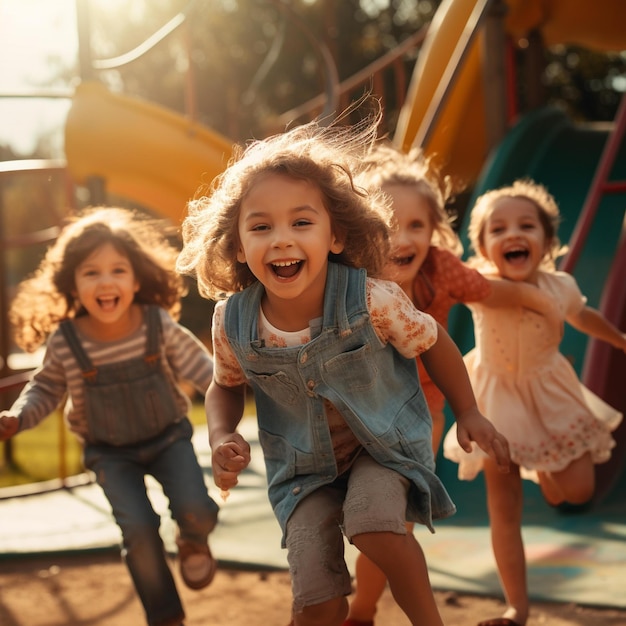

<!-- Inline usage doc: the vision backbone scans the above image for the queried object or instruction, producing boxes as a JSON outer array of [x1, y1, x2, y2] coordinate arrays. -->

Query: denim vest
[[224, 262, 456, 537], [60, 306, 181, 446]]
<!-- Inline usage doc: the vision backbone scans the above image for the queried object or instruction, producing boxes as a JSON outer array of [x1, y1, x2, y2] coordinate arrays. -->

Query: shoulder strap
[[224, 282, 264, 346], [322, 263, 366, 336], [59, 320, 97, 379], [144, 305, 162, 363]]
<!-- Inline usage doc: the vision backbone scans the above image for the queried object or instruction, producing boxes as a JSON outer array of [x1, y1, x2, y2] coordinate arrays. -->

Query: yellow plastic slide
[[394, 0, 488, 185], [393, 0, 626, 186], [64, 81, 233, 223]]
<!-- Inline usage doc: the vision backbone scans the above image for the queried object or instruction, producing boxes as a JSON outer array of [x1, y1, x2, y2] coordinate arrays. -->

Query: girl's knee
[[563, 475, 595, 504], [123, 520, 161, 541], [557, 454, 596, 504], [173, 494, 219, 538]]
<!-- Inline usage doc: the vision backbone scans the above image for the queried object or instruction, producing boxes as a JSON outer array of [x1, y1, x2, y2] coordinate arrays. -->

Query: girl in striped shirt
[[0, 207, 219, 626]]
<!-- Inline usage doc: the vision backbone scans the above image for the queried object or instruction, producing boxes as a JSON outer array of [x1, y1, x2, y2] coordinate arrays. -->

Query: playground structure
[[1, 1, 625, 499]]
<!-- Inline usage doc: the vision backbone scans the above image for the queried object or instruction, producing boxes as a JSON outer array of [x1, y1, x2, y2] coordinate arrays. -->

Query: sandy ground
[[0, 551, 625, 625]]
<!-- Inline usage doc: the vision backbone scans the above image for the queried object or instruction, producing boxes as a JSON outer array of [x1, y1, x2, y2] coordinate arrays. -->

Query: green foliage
[[80, 0, 626, 146], [86, 0, 438, 141], [544, 47, 626, 121]]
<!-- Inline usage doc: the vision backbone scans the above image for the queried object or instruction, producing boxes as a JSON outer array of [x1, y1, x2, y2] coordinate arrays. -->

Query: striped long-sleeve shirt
[[7, 306, 213, 443]]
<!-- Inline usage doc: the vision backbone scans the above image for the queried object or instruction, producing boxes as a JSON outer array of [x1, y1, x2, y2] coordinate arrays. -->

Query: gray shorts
[[285, 452, 409, 612]]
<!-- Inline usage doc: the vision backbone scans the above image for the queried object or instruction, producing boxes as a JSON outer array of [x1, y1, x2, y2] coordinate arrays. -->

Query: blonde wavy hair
[[176, 112, 393, 301], [10, 207, 185, 352], [357, 141, 463, 256]]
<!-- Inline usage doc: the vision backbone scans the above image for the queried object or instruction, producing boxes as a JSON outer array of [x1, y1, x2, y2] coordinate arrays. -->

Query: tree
[[83, 0, 437, 141]]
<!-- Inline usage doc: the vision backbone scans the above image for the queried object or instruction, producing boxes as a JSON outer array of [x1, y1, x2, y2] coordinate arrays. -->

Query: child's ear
[[236, 246, 247, 263], [330, 233, 345, 255], [330, 240, 345, 255]]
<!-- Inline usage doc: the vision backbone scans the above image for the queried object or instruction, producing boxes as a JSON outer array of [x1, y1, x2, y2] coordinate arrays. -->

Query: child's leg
[[538, 452, 595, 505], [345, 408, 444, 625], [345, 522, 415, 623], [292, 597, 348, 626], [156, 433, 219, 539], [84, 445, 185, 626], [154, 428, 220, 590], [285, 486, 352, 626], [483, 458, 529, 625], [351, 529, 442, 626], [346, 552, 387, 624], [343, 453, 443, 626]]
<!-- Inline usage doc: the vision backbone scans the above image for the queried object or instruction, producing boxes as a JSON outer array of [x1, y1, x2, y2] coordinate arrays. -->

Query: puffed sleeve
[[211, 300, 248, 387], [437, 248, 492, 303], [366, 277, 438, 359]]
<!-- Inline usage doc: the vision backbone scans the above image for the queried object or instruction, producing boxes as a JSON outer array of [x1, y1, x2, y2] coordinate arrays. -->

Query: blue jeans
[[84, 419, 219, 626]]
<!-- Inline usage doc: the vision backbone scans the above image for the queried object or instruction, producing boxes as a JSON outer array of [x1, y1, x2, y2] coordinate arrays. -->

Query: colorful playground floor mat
[[1, 418, 624, 609]]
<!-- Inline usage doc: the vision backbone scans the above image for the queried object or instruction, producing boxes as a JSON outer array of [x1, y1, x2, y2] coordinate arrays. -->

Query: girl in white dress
[[443, 179, 625, 626]]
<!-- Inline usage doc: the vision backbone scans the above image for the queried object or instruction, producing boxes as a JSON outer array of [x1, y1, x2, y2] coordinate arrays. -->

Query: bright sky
[[0, 0, 77, 155]]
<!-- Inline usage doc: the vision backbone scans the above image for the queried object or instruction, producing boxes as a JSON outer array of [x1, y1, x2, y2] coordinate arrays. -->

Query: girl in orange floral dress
[[344, 146, 552, 626]]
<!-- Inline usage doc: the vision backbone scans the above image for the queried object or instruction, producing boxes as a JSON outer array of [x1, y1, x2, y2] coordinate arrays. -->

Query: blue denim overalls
[[61, 305, 180, 446], [61, 306, 218, 626], [224, 262, 456, 544]]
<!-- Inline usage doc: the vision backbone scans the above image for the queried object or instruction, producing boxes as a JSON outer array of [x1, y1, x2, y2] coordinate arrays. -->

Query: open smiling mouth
[[390, 254, 415, 266], [504, 248, 529, 263], [97, 297, 119, 309], [271, 260, 303, 278]]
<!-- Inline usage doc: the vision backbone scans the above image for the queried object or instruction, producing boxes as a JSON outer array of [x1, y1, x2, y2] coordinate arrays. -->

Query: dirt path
[[1, 552, 625, 625]]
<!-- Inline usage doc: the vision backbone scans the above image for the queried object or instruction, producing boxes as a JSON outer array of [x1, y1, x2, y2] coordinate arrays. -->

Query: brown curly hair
[[10, 207, 186, 352], [176, 112, 394, 301]]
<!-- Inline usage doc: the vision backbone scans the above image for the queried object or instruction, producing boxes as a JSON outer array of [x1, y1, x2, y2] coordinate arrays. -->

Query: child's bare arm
[[483, 278, 558, 314], [420, 324, 510, 472], [205, 381, 251, 491], [482, 278, 563, 335], [567, 306, 626, 353]]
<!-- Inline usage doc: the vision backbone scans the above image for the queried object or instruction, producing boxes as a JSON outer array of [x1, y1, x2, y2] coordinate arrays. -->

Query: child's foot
[[176, 537, 216, 590], [477, 605, 526, 625]]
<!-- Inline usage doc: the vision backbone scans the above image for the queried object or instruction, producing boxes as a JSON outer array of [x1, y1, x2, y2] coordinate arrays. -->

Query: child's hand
[[455, 407, 510, 473], [0, 414, 19, 441], [211, 433, 251, 492]]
